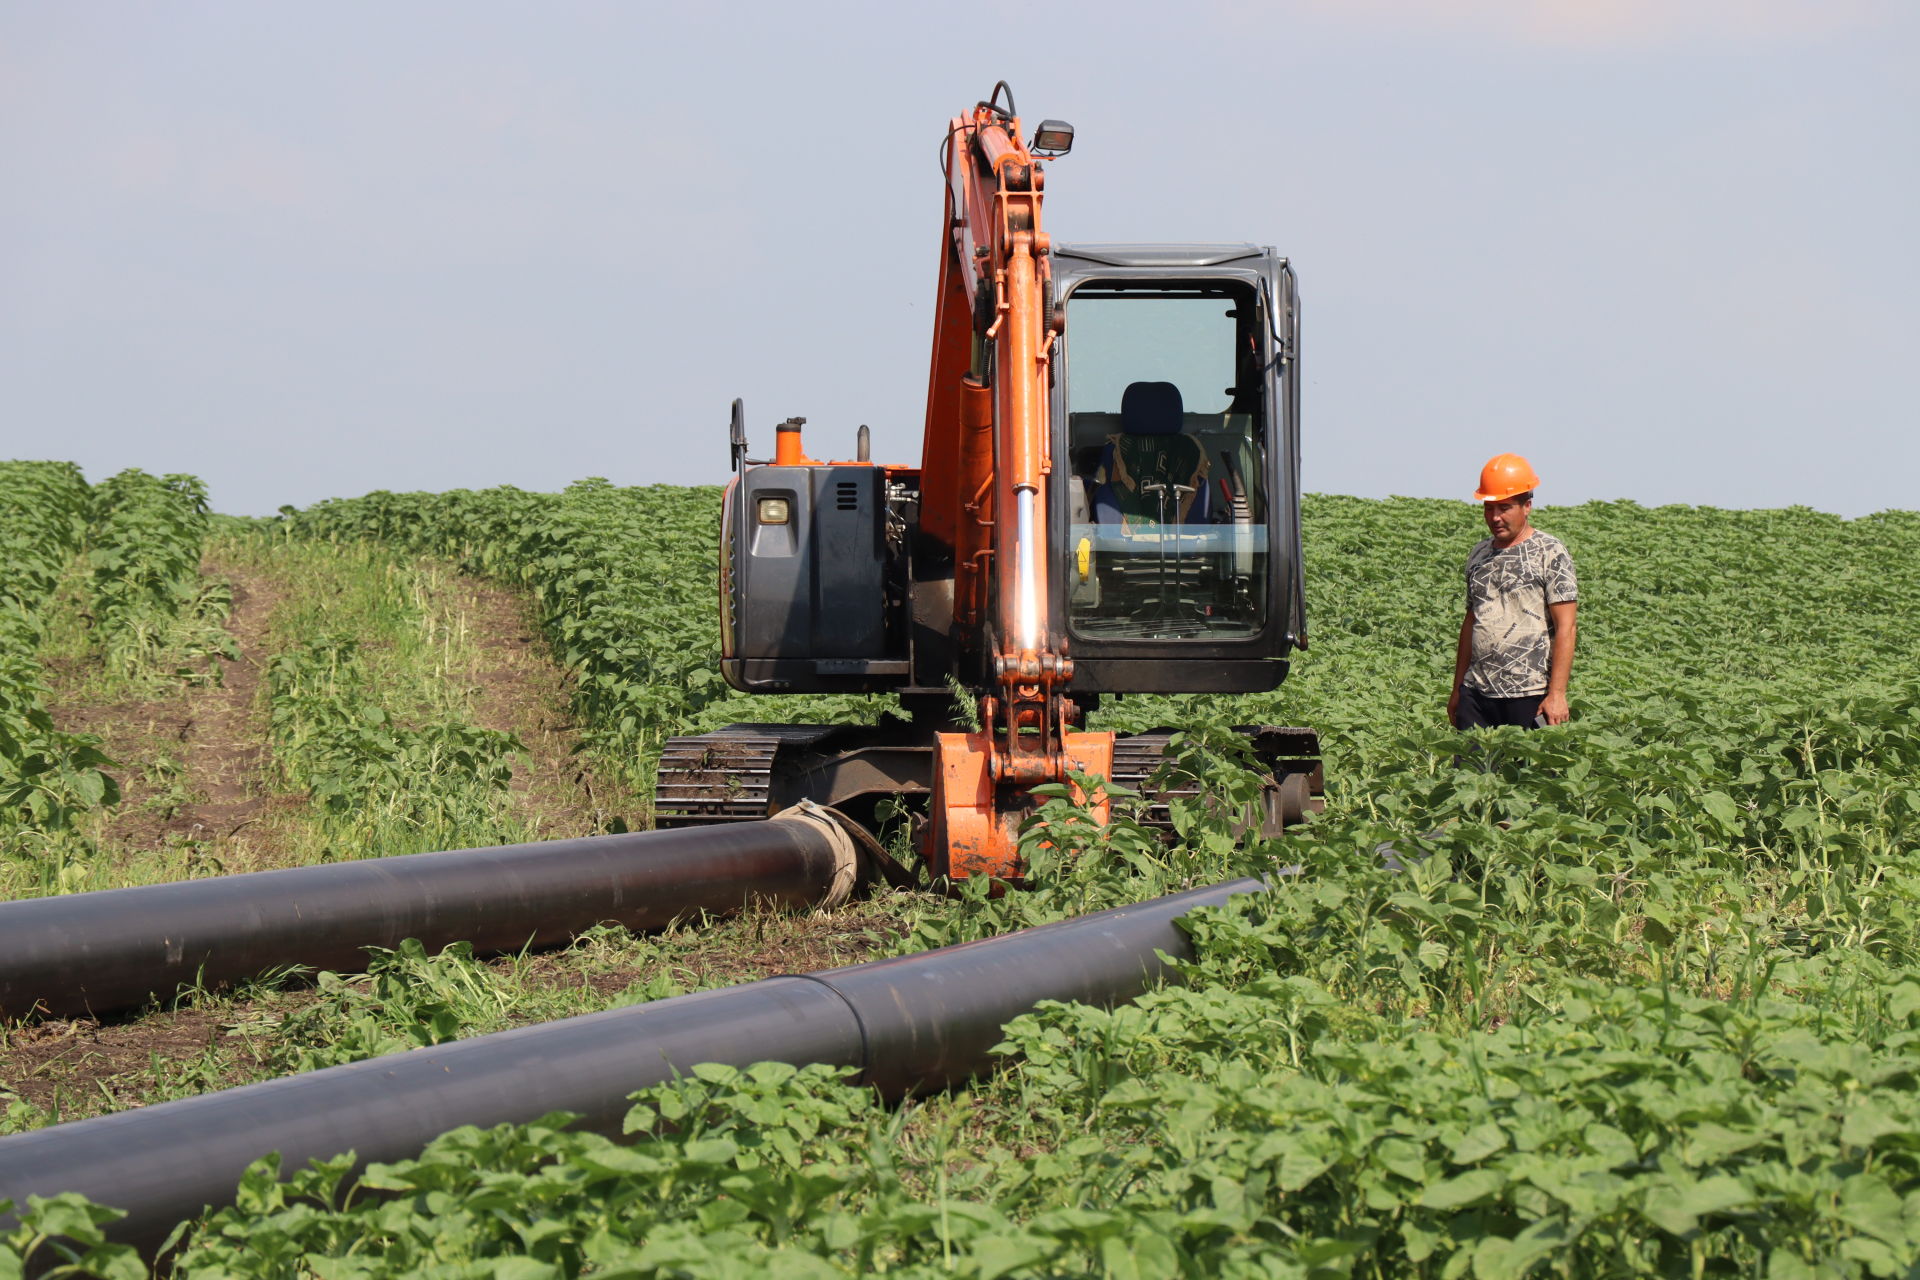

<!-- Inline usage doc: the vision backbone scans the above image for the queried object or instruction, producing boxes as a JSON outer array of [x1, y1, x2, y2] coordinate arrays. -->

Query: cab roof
[[1052, 243, 1271, 267]]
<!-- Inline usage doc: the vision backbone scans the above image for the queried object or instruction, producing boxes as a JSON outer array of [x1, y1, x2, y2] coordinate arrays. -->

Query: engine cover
[[722, 464, 909, 692]]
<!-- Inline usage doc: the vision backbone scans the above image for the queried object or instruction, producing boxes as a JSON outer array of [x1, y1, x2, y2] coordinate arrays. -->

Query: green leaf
[[1582, 1124, 1638, 1169], [1641, 1175, 1751, 1236], [23, 1193, 115, 1247], [1678, 1122, 1764, 1165], [77, 1244, 145, 1280], [69, 767, 106, 808], [1839, 1100, 1907, 1150], [1401, 1218, 1445, 1263], [1767, 1248, 1818, 1280], [973, 1234, 1050, 1280], [1421, 1168, 1505, 1210], [1834, 1173, 1906, 1244], [1699, 790, 1741, 829], [680, 1138, 740, 1166], [1448, 1122, 1509, 1165], [1374, 1137, 1428, 1182], [1472, 1218, 1575, 1280]]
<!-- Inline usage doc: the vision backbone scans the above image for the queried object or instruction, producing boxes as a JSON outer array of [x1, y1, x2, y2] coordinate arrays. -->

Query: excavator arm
[[918, 86, 1109, 879]]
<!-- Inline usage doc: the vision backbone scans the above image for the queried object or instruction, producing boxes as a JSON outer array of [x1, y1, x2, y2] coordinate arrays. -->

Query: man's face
[[1483, 495, 1532, 544]]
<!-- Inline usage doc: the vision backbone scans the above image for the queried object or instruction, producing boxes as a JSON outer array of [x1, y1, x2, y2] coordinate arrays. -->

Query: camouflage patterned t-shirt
[[1463, 531, 1578, 698]]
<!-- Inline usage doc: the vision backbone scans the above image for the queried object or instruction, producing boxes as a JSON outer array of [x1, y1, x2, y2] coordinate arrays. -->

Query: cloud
[[1290, 0, 1889, 49]]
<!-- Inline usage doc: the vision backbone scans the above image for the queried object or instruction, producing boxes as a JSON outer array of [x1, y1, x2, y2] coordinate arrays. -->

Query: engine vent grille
[[835, 481, 859, 511]]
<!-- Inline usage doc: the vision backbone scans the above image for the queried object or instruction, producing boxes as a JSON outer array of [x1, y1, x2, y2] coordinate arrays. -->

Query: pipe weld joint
[[769, 801, 859, 909]]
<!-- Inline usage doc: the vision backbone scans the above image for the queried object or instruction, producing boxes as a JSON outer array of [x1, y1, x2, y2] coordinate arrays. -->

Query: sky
[[2, 0, 1915, 517]]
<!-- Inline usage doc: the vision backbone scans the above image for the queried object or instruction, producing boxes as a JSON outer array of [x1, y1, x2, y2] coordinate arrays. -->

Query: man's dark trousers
[[1456, 686, 1543, 729]]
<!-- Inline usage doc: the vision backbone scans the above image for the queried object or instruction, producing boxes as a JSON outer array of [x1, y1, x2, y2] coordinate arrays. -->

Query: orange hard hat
[[1473, 453, 1540, 502]]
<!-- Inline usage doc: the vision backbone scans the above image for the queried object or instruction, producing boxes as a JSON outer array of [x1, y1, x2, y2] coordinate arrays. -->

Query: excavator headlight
[[1032, 119, 1074, 157], [756, 497, 791, 525]]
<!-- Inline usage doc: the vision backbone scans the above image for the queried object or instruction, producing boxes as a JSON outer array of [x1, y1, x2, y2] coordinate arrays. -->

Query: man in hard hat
[[1448, 454, 1579, 729]]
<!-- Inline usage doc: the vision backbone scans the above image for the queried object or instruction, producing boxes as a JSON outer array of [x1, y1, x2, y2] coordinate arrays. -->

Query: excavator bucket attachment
[[926, 730, 1114, 882]]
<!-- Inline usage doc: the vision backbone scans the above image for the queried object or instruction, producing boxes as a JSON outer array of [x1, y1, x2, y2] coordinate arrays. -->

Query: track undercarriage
[[653, 721, 1323, 873]]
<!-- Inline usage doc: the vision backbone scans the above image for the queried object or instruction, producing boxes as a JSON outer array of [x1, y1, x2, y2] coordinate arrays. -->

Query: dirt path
[[42, 557, 620, 865], [40, 556, 298, 872], [167, 559, 287, 856], [443, 575, 638, 839]]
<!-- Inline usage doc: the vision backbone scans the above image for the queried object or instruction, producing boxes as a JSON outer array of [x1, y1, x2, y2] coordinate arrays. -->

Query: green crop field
[[4, 466, 1919, 1278]]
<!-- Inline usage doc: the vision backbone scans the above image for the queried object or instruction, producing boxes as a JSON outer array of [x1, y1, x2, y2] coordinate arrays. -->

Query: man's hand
[[1541, 602, 1577, 726], [1450, 612, 1475, 728]]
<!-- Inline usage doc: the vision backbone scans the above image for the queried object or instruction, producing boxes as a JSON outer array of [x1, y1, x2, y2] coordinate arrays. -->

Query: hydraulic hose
[[0, 808, 860, 1021], [0, 878, 1264, 1257]]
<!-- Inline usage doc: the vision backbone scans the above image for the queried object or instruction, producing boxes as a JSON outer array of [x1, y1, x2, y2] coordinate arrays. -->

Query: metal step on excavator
[[656, 83, 1322, 880]]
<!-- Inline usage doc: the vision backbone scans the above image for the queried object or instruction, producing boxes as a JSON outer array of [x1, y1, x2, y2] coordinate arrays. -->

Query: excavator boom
[[915, 89, 1096, 874]]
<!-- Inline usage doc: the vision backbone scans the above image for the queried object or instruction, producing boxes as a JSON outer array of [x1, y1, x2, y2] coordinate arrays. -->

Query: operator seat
[[1092, 381, 1210, 527]]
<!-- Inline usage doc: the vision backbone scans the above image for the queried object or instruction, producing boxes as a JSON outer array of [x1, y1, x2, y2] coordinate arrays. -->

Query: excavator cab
[[1054, 245, 1305, 692]]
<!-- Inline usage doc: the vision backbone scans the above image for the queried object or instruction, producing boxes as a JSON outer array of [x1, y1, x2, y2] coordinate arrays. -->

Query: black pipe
[[0, 810, 858, 1021], [0, 878, 1263, 1257], [811, 880, 1247, 1098]]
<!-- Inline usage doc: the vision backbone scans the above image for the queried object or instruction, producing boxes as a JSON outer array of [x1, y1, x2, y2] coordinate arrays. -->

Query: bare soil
[[0, 1004, 281, 1120], [35, 556, 625, 871], [434, 574, 638, 839], [40, 557, 302, 874], [516, 897, 920, 999]]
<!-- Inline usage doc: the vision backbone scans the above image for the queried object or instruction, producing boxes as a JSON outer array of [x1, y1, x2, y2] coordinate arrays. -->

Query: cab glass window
[[1062, 284, 1269, 640]]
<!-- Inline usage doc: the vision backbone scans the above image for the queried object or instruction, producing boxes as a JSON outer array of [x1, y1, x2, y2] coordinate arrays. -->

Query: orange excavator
[[657, 84, 1320, 880]]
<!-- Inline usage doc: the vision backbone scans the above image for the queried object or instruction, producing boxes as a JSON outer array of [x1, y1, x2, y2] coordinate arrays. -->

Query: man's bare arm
[[1448, 611, 1474, 726], [1538, 601, 1577, 724]]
